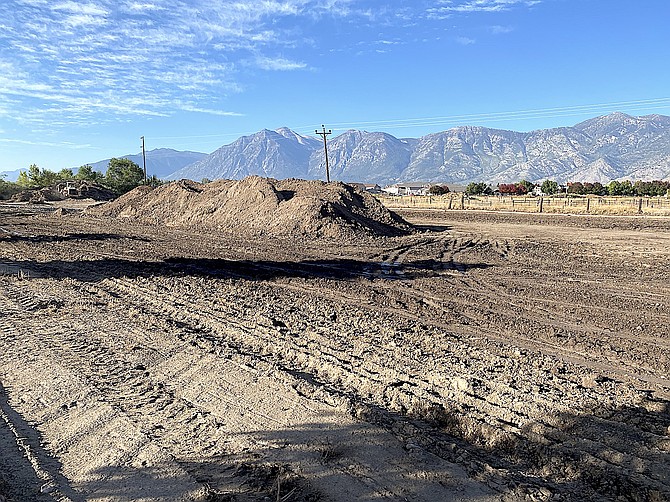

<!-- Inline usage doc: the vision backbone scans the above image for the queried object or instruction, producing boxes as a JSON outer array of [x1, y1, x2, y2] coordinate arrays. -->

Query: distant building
[[382, 182, 431, 196], [382, 182, 466, 195], [349, 182, 382, 193], [444, 184, 467, 193]]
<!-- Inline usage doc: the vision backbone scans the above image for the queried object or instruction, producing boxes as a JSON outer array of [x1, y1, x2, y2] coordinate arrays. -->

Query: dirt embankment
[[87, 176, 412, 239]]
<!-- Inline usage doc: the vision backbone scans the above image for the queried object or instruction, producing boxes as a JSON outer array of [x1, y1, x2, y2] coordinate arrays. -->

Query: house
[[362, 183, 382, 193], [382, 182, 431, 196], [349, 182, 382, 193]]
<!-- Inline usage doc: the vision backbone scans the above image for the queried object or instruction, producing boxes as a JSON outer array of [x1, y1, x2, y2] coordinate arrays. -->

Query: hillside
[[87, 148, 207, 179], [166, 113, 670, 184]]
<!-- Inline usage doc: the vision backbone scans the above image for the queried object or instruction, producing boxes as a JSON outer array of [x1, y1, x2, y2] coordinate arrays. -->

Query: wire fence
[[376, 194, 670, 216]]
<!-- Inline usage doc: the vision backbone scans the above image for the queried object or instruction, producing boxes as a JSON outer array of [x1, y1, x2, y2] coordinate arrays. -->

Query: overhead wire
[[152, 97, 670, 146]]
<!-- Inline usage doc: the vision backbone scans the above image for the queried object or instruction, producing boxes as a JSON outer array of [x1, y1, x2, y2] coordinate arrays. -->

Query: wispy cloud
[[429, 0, 540, 17], [0, 138, 92, 149], [178, 105, 245, 117], [490, 24, 515, 34], [456, 36, 476, 45], [0, 0, 356, 129], [254, 56, 308, 71], [0, 0, 543, 132]]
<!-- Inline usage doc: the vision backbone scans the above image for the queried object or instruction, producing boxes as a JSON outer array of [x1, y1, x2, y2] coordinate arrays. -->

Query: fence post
[[460, 193, 465, 210], [539, 197, 544, 213], [586, 198, 590, 213], [638, 198, 643, 214], [448, 196, 453, 210]]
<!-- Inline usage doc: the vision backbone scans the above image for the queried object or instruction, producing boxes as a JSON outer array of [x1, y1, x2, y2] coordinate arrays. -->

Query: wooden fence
[[376, 194, 670, 216]]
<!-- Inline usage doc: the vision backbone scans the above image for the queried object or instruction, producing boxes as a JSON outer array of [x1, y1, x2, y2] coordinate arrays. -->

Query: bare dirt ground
[[1, 202, 669, 502]]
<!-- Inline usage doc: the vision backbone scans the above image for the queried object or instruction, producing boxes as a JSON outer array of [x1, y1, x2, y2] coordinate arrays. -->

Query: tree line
[[464, 179, 670, 197], [0, 158, 161, 199]]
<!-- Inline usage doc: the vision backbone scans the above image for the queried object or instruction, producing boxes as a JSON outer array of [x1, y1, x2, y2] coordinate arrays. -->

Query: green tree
[[146, 175, 164, 188], [633, 180, 670, 197], [518, 180, 535, 193], [16, 170, 31, 188], [15, 164, 70, 188], [16, 164, 46, 188], [582, 182, 606, 195], [58, 168, 74, 180], [27, 163, 42, 187], [540, 179, 559, 195], [105, 158, 144, 194], [0, 174, 20, 200], [608, 180, 634, 196], [465, 182, 492, 196], [620, 180, 634, 196], [76, 164, 105, 183]]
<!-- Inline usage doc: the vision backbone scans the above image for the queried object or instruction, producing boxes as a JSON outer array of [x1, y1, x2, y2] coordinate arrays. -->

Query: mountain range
[[86, 148, 207, 179], [0, 148, 206, 182], [167, 113, 670, 185], [3, 113, 669, 185]]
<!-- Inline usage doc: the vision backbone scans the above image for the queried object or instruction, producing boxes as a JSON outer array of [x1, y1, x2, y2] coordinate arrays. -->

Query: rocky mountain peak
[[165, 114, 670, 184]]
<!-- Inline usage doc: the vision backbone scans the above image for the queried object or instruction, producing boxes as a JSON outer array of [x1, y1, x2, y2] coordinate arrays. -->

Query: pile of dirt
[[87, 177, 412, 238], [10, 187, 63, 203], [10, 181, 115, 203]]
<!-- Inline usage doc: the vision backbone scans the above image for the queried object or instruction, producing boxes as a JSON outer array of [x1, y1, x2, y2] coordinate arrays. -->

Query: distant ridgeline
[[165, 113, 670, 186], [3, 112, 670, 188]]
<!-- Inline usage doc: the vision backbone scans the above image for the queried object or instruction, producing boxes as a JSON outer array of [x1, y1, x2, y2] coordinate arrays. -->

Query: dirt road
[[1, 204, 669, 501]]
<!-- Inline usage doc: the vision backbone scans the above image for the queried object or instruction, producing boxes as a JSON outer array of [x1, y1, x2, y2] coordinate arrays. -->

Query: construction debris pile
[[10, 181, 116, 203], [87, 176, 412, 238]]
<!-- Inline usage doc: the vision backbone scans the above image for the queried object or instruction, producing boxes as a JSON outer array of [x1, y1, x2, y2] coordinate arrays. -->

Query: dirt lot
[[1, 202, 669, 501]]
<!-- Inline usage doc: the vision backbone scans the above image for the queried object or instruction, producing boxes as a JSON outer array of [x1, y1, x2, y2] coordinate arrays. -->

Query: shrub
[[428, 184, 450, 195]]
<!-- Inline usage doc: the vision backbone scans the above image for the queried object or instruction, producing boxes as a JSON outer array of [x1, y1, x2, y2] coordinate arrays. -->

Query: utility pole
[[315, 125, 332, 183], [140, 136, 147, 184]]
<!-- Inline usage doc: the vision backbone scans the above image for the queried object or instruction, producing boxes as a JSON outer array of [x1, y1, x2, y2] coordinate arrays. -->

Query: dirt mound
[[10, 181, 115, 203], [10, 187, 63, 203], [87, 177, 412, 238]]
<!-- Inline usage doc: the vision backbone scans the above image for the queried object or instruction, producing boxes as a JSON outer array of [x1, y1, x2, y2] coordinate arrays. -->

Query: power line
[[148, 96, 670, 143], [293, 97, 670, 133]]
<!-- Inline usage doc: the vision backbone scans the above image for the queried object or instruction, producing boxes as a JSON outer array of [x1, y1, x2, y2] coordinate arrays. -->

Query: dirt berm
[[87, 176, 412, 238]]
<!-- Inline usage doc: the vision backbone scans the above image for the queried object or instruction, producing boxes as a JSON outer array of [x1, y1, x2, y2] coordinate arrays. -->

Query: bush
[[498, 183, 528, 195], [428, 184, 450, 195], [466, 182, 492, 196], [0, 176, 20, 200]]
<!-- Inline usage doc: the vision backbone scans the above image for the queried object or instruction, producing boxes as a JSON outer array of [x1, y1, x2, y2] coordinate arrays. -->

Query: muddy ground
[[0, 203, 669, 502]]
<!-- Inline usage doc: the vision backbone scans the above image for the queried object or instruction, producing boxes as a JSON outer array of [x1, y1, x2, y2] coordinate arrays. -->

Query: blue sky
[[1, 0, 669, 172]]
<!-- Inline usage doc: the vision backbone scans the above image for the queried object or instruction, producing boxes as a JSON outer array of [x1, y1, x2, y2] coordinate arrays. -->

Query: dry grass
[[378, 194, 670, 216]]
